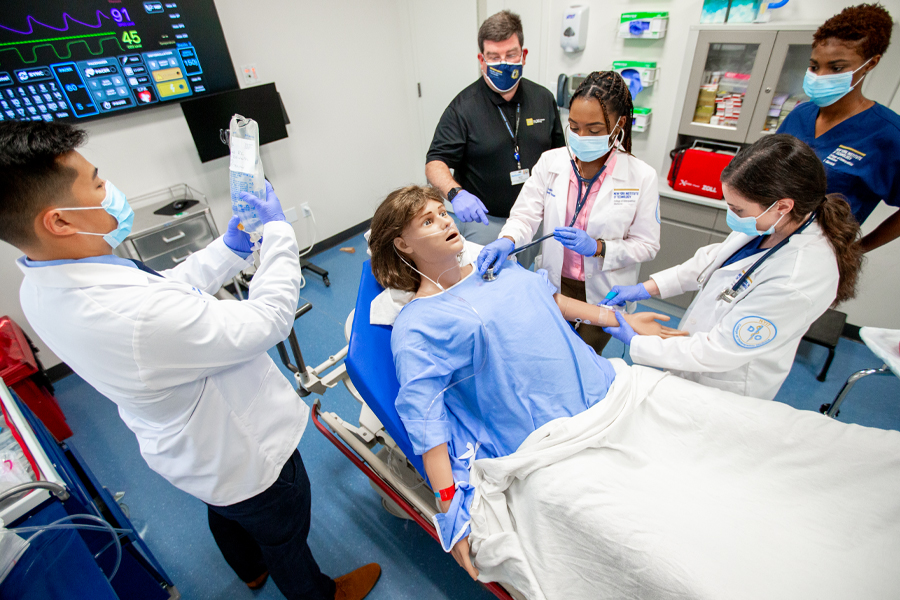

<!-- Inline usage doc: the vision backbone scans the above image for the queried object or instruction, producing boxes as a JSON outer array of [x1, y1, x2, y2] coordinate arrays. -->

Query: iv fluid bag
[[228, 114, 265, 241]]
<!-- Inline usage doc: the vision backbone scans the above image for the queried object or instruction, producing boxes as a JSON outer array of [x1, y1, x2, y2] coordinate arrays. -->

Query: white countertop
[[659, 181, 728, 210]]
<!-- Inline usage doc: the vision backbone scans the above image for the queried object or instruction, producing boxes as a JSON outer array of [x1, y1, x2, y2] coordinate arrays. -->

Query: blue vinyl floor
[[51, 232, 900, 599]]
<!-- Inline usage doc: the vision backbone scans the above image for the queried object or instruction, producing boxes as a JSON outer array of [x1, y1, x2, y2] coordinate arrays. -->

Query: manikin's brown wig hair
[[369, 185, 446, 293]]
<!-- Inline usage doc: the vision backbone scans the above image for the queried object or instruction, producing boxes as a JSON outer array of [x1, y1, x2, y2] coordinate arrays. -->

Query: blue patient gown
[[391, 263, 617, 550]]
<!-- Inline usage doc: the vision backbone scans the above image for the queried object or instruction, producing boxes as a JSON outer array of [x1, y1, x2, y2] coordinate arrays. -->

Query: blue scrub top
[[722, 235, 766, 268], [777, 102, 900, 224]]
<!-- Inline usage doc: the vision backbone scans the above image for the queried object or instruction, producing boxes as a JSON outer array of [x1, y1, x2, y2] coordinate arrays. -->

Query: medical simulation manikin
[[367, 186, 681, 579]]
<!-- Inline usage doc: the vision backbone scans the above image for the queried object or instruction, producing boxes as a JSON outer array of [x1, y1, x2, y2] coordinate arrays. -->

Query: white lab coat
[[18, 222, 307, 506], [499, 147, 660, 305], [630, 222, 839, 400]]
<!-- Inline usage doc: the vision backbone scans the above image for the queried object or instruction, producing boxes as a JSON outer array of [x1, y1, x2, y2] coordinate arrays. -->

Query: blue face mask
[[726, 203, 785, 237], [484, 61, 523, 93], [566, 128, 618, 163], [56, 181, 134, 249], [802, 58, 872, 107]]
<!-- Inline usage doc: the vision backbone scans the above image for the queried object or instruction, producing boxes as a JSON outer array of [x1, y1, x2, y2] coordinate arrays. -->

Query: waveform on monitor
[[0, 35, 124, 66], [1, 11, 111, 36]]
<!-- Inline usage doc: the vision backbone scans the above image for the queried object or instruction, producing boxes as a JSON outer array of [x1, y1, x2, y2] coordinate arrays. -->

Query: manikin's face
[[395, 199, 464, 262]]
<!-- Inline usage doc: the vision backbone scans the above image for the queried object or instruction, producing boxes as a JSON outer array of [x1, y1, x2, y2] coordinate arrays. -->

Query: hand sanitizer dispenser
[[561, 5, 589, 54]]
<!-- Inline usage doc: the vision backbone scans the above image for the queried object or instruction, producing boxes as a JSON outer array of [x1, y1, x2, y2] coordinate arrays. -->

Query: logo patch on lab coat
[[613, 189, 639, 205], [526, 118, 545, 126], [733, 316, 777, 349]]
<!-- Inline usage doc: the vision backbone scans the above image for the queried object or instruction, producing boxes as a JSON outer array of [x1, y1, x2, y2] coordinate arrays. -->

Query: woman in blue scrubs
[[778, 3, 900, 252]]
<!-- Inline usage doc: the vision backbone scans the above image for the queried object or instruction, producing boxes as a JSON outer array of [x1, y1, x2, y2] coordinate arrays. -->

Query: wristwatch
[[447, 187, 463, 201], [595, 239, 606, 258]]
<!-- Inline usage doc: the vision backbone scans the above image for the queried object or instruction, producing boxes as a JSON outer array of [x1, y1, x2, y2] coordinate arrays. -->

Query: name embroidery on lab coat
[[613, 189, 640, 205], [733, 316, 777, 349], [824, 145, 865, 169], [731, 271, 752, 293]]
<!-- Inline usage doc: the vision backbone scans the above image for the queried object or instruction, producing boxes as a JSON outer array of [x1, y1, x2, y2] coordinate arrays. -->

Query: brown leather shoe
[[333, 563, 381, 600], [246, 570, 269, 590]]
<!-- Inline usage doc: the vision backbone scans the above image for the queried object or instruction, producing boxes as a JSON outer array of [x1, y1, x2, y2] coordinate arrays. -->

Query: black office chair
[[802, 308, 847, 382]]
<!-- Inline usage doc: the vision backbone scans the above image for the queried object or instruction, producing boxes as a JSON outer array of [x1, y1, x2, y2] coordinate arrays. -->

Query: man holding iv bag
[[0, 120, 381, 600]]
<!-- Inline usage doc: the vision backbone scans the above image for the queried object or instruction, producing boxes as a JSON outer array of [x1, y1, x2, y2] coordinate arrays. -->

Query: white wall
[[487, 0, 900, 328], [1, 0, 428, 368]]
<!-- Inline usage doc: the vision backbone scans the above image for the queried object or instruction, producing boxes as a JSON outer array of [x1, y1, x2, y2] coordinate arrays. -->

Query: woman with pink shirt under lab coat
[[477, 71, 660, 353]]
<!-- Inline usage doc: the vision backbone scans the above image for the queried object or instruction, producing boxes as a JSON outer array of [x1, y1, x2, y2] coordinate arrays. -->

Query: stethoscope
[[493, 157, 608, 265], [707, 211, 817, 303]]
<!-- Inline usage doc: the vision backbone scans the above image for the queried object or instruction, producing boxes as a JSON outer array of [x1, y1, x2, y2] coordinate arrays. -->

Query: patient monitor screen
[[0, 1, 238, 124]]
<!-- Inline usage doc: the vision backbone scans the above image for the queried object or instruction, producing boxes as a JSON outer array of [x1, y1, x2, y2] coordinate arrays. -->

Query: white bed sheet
[[469, 359, 900, 600]]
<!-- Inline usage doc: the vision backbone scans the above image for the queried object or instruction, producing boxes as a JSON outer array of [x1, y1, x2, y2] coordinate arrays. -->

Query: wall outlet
[[241, 64, 259, 85], [284, 206, 299, 223], [301, 203, 312, 218]]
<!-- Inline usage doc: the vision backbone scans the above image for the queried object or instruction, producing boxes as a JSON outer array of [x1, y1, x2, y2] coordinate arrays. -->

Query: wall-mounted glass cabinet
[[678, 28, 814, 145]]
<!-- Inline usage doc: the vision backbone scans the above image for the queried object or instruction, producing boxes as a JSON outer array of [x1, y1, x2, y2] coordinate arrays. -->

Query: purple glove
[[603, 310, 637, 345], [553, 227, 598, 257], [476, 238, 515, 276], [240, 180, 285, 224], [601, 283, 651, 307], [451, 190, 489, 225], [223, 215, 254, 256]]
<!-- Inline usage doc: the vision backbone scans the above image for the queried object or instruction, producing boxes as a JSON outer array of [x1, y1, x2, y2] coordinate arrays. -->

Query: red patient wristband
[[435, 484, 456, 502]]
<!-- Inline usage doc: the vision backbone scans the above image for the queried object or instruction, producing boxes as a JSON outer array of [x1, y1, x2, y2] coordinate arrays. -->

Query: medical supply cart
[[115, 184, 222, 272], [0, 379, 177, 599]]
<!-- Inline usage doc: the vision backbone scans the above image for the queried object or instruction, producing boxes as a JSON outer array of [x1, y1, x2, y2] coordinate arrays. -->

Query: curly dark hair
[[813, 3, 893, 59], [0, 120, 87, 248], [569, 71, 634, 154]]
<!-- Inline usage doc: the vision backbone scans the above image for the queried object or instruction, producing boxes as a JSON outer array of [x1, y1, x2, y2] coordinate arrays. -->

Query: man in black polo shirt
[[425, 10, 565, 264]]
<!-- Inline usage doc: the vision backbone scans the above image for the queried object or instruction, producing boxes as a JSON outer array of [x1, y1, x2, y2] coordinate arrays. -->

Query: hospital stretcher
[[274, 261, 519, 600]]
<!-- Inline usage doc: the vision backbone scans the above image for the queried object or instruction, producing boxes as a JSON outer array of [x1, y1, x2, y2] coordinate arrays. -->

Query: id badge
[[510, 168, 530, 185]]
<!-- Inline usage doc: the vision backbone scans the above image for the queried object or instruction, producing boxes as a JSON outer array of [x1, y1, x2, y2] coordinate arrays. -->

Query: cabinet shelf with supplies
[[677, 25, 815, 145]]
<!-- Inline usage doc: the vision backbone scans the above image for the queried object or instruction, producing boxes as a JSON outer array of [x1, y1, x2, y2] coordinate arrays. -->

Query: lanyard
[[567, 159, 607, 228], [497, 104, 521, 169], [716, 212, 817, 303]]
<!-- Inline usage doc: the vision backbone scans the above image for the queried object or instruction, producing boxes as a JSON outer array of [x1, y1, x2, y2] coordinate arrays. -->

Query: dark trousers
[[560, 276, 612, 355], [206, 450, 336, 600]]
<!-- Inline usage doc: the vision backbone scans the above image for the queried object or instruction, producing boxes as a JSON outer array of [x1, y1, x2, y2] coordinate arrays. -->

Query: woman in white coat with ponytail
[[477, 71, 661, 353], [601, 134, 864, 400]]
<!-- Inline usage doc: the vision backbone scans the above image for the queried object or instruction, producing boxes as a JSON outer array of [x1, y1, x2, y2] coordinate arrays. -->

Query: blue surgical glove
[[477, 238, 515, 276], [451, 190, 489, 225], [223, 215, 254, 257], [553, 227, 599, 257], [240, 180, 285, 224], [601, 283, 651, 307], [603, 310, 637, 345]]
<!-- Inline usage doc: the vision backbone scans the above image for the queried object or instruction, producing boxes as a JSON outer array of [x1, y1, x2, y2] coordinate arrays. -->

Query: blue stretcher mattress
[[345, 260, 427, 478]]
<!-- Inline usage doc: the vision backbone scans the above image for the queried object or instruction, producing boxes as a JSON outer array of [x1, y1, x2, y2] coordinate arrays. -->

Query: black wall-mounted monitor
[[0, 1, 238, 124], [180, 82, 289, 163]]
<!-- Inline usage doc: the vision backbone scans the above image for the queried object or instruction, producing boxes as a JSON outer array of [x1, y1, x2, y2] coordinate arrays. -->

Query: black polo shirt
[[426, 77, 566, 219]]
